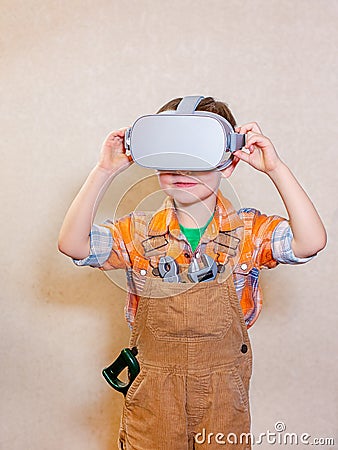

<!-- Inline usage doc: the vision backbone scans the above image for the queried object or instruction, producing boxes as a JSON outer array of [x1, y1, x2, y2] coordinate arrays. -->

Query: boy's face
[[157, 170, 222, 207]]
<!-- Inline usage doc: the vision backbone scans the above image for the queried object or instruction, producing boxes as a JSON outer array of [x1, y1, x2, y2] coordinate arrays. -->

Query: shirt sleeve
[[271, 220, 316, 264], [240, 208, 286, 269], [72, 224, 113, 268]]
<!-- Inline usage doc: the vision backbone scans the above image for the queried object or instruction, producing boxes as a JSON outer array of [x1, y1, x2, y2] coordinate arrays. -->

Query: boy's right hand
[[96, 128, 133, 175]]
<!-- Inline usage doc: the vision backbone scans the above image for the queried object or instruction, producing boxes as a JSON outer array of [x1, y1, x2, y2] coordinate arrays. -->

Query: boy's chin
[[166, 188, 213, 206]]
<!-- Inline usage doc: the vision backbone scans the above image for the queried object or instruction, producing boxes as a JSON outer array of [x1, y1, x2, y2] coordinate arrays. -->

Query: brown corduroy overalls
[[118, 263, 253, 450]]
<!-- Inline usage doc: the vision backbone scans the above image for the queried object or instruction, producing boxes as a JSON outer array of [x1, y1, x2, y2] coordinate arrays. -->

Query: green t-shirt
[[179, 214, 214, 252]]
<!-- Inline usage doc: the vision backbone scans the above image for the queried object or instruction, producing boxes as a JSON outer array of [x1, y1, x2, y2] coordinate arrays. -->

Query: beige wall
[[1, 0, 337, 448]]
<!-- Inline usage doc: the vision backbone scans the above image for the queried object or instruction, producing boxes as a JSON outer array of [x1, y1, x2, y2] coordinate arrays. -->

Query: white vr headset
[[124, 95, 246, 171]]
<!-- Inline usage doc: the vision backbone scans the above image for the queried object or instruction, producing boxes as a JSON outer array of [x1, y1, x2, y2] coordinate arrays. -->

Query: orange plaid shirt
[[98, 192, 288, 329]]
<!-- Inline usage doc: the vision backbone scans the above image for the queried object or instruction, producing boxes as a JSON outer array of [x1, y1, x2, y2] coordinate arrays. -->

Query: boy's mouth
[[173, 181, 198, 188]]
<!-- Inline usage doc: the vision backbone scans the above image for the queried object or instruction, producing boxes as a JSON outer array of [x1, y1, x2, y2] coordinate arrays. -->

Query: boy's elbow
[[292, 234, 327, 259], [319, 233, 327, 252], [57, 234, 70, 256], [313, 229, 328, 254], [58, 240, 69, 257], [57, 239, 73, 258], [57, 237, 90, 260], [310, 241, 327, 257]]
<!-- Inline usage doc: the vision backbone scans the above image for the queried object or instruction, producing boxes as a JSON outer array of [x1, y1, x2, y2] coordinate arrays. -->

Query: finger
[[245, 134, 269, 149], [233, 149, 251, 164], [237, 122, 262, 134], [105, 128, 129, 140], [117, 127, 129, 136], [232, 155, 242, 166], [232, 156, 241, 168], [113, 129, 127, 139], [245, 131, 261, 141]]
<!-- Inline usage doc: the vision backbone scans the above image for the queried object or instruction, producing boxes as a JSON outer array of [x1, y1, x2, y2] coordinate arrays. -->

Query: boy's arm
[[266, 162, 326, 258], [232, 123, 327, 259], [58, 128, 132, 260]]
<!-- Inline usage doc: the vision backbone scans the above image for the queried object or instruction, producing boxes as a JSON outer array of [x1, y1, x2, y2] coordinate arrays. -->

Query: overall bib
[[118, 267, 253, 450]]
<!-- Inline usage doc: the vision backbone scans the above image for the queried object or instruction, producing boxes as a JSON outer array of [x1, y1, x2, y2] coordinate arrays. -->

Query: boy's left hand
[[233, 122, 283, 174]]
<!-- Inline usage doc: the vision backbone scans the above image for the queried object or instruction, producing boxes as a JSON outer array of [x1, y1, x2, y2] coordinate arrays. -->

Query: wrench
[[158, 256, 181, 282], [188, 254, 217, 283]]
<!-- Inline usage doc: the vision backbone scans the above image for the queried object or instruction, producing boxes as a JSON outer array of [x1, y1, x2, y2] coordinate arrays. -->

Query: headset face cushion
[[128, 113, 234, 171]]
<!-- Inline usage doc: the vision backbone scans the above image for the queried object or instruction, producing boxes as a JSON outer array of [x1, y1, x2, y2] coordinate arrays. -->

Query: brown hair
[[156, 96, 237, 128]]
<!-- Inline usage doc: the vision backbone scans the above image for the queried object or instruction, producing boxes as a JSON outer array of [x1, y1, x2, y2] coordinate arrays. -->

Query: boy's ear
[[220, 157, 240, 178]]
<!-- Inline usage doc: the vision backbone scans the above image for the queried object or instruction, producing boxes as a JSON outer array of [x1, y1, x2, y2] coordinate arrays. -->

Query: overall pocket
[[146, 281, 233, 342]]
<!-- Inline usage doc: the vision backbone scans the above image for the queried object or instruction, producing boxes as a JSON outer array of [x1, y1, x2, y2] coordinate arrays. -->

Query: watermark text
[[195, 422, 335, 446]]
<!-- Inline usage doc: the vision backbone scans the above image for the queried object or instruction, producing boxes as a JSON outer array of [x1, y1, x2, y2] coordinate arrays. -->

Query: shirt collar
[[147, 192, 243, 237]]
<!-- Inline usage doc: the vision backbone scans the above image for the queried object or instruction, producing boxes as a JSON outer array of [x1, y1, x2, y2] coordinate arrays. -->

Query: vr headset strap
[[228, 133, 246, 152], [177, 96, 246, 152], [176, 95, 204, 114], [216, 134, 246, 170]]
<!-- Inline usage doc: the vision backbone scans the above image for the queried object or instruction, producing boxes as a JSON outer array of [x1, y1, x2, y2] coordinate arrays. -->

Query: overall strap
[[134, 213, 169, 269]]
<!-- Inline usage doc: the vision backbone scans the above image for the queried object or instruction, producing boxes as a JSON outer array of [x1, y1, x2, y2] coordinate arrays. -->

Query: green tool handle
[[102, 347, 140, 396]]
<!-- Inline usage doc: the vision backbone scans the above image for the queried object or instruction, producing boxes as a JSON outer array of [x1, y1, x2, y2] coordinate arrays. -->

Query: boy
[[58, 97, 326, 449]]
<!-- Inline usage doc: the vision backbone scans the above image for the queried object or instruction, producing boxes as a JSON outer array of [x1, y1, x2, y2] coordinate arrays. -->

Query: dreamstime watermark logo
[[194, 421, 335, 446]]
